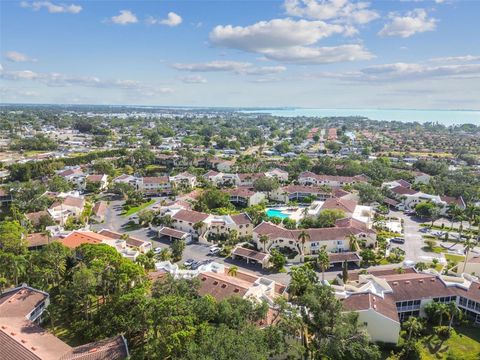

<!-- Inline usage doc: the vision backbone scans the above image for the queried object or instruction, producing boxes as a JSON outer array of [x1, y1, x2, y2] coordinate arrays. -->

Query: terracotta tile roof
[[97, 229, 147, 248], [142, 176, 169, 184], [59, 335, 128, 360], [26, 233, 50, 248], [343, 293, 399, 322], [0, 287, 48, 318], [328, 252, 361, 263], [299, 172, 367, 183], [61, 196, 85, 209], [231, 213, 252, 226], [25, 211, 51, 226], [348, 268, 416, 281], [440, 195, 465, 207], [281, 184, 329, 194], [387, 274, 459, 301], [390, 185, 417, 196], [60, 232, 110, 249], [92, 202, 107, 217], [158, 227, 188, 239], [320, 198, 357, 214], [172, 209, 209, 223], [197, 272, 250, 301], [232, 247, 269, 262], [255, 221, 373, 243], [86, 174, 105, 182], [227, 187, 256, 197]]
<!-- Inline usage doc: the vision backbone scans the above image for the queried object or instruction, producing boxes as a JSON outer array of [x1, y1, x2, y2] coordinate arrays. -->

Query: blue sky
[[1, 0, 479, 109]]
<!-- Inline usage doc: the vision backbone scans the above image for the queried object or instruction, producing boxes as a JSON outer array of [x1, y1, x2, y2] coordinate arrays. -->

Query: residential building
[[86, 174, 109, 190], [169, 172, 197, 188], [0, 284, 129, 360], [269, 185, 333, 203], [136, 176, 172, 196], [298, 171, 368, 187], [227, 187, 266, 207], [48, 195, 85, 223]]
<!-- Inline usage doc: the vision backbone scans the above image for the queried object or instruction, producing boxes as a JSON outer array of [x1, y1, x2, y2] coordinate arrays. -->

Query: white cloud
[[428, 55, 480, 63], [179, 75, 207, 84], [172, 60, 287, 75], [209, 18, 372, 64], [147, 12, 182, 27], [262, 44, 374, 64], [109, 10, 138, 25], [20, 1, 81, 14], [284, 0, 379, 24], [378, 9, 437, 38], [210, 18, 344, 52], [5, 51, 36, 63], [0, 68, 173, 95], [320, 60, 480, 82]]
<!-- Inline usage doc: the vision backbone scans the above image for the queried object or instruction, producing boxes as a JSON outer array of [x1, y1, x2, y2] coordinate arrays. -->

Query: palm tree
[[447, 301, 462, 330], [435, 303, 449, 326], [403, 316, 423, 341], [259, 234, 269, 253], [462, 237, 478, 273], [348, 234, 359, 251], [227, 265, 238, 277], [464, 205, 480, 230], [193, 221, 204, 237], [447, 204, 463, 230], [297, 230, 311, 261], [316, 246, 330, 282]]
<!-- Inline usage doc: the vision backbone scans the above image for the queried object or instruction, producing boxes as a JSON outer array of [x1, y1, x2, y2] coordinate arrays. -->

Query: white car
[[153, 247, 162, 254], [208, 246, 221, 255]]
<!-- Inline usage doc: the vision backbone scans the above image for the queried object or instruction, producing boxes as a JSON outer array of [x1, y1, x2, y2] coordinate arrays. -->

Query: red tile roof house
[[85, 174, 109, 191], [0, 284, 128, 360], [338, 269, 480, 344], [136, 176, 172, 196], [298, 171, 368, 187], [226, 187, 266, 207], [269, 184, 333, 203], [252, 220, 376, 261], [48, 196, 85, 224], [91, 201, 107, 223]]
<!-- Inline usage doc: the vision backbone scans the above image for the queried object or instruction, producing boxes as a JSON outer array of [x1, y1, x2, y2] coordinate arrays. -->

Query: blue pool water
[[266, 209, 290, 219]]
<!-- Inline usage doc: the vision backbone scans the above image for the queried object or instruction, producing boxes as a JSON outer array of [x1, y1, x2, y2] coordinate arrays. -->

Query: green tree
[[269, 248, 287, 271], [297, 230, 310, 261], [0, 220, 27, 255], [288, 263, 318, 298], [403, 316, 423, 341], [316, 245, 330, 282], [170, 239, 186, 262]]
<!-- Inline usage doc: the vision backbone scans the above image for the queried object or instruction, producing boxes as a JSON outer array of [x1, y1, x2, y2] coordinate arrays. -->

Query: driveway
[[389, 210, 430, 261]]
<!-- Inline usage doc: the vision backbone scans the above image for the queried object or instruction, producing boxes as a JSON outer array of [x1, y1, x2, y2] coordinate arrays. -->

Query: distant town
[[0, 104, 479, 360]]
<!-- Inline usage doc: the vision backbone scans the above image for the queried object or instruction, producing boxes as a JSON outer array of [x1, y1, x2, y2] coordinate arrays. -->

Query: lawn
[[444, 253, 465, 265], [418, 326, 480, 360], [122, 199, 155, 216]]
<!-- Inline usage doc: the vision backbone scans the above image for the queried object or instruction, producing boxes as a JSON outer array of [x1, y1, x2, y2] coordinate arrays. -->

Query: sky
[[1, 0, 479, 109]]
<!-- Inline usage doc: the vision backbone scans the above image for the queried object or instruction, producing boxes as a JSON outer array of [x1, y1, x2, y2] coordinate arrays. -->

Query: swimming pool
[[266, 208, 290, 220]]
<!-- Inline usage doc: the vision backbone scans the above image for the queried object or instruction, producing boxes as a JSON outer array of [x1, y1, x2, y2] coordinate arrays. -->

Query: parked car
[[419, 227, 430, 233], [153, 247, 162, 254], [208, 246, 221, 256], [183, 259, 195, 267], [390, 237, 405, 244]]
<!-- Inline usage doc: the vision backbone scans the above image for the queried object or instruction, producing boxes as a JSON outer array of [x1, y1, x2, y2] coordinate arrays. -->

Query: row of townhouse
[[57, 167, 109, 191], [204, 168, 289, 187], [298, 171, 369, 187], [383, 180, 466, 214], [114, 172, 197, 196], [161, 208, 254, 241], [152, 261, 286, 326], [252, 217, 377, 259], [59, 229, 152, 261], [339, 268, 480, 344]]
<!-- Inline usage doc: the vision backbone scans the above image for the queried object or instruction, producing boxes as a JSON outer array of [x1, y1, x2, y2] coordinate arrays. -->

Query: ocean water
[[242, 108, 480, 126]]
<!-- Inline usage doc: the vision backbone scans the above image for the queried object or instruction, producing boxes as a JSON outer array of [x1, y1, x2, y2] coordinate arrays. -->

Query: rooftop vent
[[213, 281, 218, 285], [419, 279, 424, 283], [221, 284, 227, 288], [393, 282, 398, 285], [405, 281, 410, 284]]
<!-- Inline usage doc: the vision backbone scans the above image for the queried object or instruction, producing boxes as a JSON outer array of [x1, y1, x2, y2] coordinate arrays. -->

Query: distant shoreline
[[1, 104, 478, 125]]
